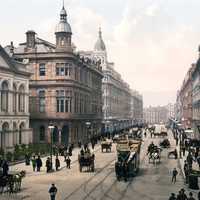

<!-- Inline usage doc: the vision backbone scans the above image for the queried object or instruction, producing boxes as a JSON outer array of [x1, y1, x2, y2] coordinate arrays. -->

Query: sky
[[1, 0, 200, 107]]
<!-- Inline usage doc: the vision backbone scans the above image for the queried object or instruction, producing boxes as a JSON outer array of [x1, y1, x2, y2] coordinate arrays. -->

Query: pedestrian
[[169, 193, 176, 200], [46, 157, 51, 173], [66, 156, 71, 169], [91, 140, 95, 150], [198, 191, 200, 200], [36, 155, 42, 172], [68, 145, 72, 156], [144, 131, 147, 138], [182, 145, 186, 156], [2, 160, 9, 176], [177, 188, 187, 200], [25, 153, 30, 165], [175, 137, 178, 146], [55, 156, 60, 171], [187, 152, 193, 170], [48, 183, 57, 200], [188, 192, 195, 200], [78, 140, 82, 148], [171, 168, 178, 183], [31, 155, 36, 172]]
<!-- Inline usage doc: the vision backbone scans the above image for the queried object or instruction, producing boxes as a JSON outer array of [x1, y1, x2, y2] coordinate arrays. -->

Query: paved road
[[1, 129, 198, 200]]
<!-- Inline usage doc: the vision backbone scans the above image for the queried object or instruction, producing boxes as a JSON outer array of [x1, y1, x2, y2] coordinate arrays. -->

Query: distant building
[[143, 106, 168, 124], [0, 45, 32, 151], [79, 28, 142, 135], [166, 103, 175, 119], [130, 90, 143, 123], [8, 5, 103, 145]]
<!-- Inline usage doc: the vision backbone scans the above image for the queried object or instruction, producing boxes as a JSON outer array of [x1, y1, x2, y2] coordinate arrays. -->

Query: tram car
[[78, 151, 95, 172], [115, 139, 141, 181], [101, 139, 112, 152]]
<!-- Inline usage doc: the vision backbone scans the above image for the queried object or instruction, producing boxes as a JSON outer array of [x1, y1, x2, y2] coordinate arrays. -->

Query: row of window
[[38, 63, 101, 89], [0, 82, 26, 113], [39, 63, 72, 76], [37, 90, 101, 114]]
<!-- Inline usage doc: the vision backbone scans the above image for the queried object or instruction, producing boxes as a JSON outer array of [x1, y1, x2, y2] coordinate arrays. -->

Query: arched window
[[13, 84, 17, 112], [18, 85, 25, 112], [1, 81, 9, 112], [39, 126, 45, 141]]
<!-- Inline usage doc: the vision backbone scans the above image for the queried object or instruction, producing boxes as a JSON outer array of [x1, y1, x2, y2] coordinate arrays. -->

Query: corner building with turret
[[9, 6, 103, 145], [80, 28, 136, 136]]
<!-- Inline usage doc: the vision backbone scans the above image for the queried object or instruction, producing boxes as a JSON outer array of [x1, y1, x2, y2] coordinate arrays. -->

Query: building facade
[[130, 90, 143, 124], [192, 57, 200, 137], [11, 6, 103, 145], [178, 65, 194, 129], [166, 103, 175, 119], [80, 28, 138, 135], [0, 45, 32, 151], [143, 106, 168, 124]]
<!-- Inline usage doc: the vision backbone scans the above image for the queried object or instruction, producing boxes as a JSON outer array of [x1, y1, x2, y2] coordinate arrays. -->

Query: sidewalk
[[9, 143, 101, 176]]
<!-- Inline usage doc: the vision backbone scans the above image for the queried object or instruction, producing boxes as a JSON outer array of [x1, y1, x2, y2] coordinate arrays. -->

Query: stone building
[[130, 90, 143, 124], [0, 45, 32, 151], [143, 106, 168, 124], [178, 64, 194, 129], [192, 50, 200, 137], [11, 6, 103, 144], [80, 28, 133, 135]]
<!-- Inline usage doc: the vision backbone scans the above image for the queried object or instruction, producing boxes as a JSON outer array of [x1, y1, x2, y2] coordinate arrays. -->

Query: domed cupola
[[94, 27, 106, 51], [55, 3, 72, 52]]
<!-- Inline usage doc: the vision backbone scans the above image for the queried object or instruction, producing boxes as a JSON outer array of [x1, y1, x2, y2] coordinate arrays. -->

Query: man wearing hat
[[48, 183, 58, 200], [169, 193, 176, 200]]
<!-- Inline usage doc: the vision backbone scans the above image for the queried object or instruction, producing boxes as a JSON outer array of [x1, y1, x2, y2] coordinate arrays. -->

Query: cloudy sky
[[1, 0, 200, 106]]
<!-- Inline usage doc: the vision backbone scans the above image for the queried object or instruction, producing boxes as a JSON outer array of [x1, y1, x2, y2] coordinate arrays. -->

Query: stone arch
[[61, 125, 69, 145]]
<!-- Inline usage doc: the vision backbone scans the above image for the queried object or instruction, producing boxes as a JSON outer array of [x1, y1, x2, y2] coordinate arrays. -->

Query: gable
[[0, 53, 10, 69], [0, 45, 16, 72]]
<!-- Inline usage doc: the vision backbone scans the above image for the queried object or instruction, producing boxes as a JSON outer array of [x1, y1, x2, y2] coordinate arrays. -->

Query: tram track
[[98, 135, 151, 200], [63, 157, 116, 200]]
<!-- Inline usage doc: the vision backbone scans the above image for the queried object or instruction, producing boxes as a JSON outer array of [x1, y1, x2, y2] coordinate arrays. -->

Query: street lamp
[[48, 123, 54, 171], [85, 121, 91, 141]]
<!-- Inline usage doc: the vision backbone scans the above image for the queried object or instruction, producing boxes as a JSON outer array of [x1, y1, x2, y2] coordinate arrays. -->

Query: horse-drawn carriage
[[78, 151, 95, 172], [160, 138, 170, 148], [147, 144, 161, 164], [115, 139, 141, 181], [101, 139, 112, 152], [0, 170, 26, 194]]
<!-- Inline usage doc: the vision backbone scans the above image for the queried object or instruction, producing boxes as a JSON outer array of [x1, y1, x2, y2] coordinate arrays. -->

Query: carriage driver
[[147, 142, 155, 155]]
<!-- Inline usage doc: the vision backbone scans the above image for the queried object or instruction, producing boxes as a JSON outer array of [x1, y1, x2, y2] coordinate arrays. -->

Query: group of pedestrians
[[169, 188, 200, 200], [31, 155, 43, 172]]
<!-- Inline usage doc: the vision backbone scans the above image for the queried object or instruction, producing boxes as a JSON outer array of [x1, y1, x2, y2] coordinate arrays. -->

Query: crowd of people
[[169, 188, 200, 200]]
